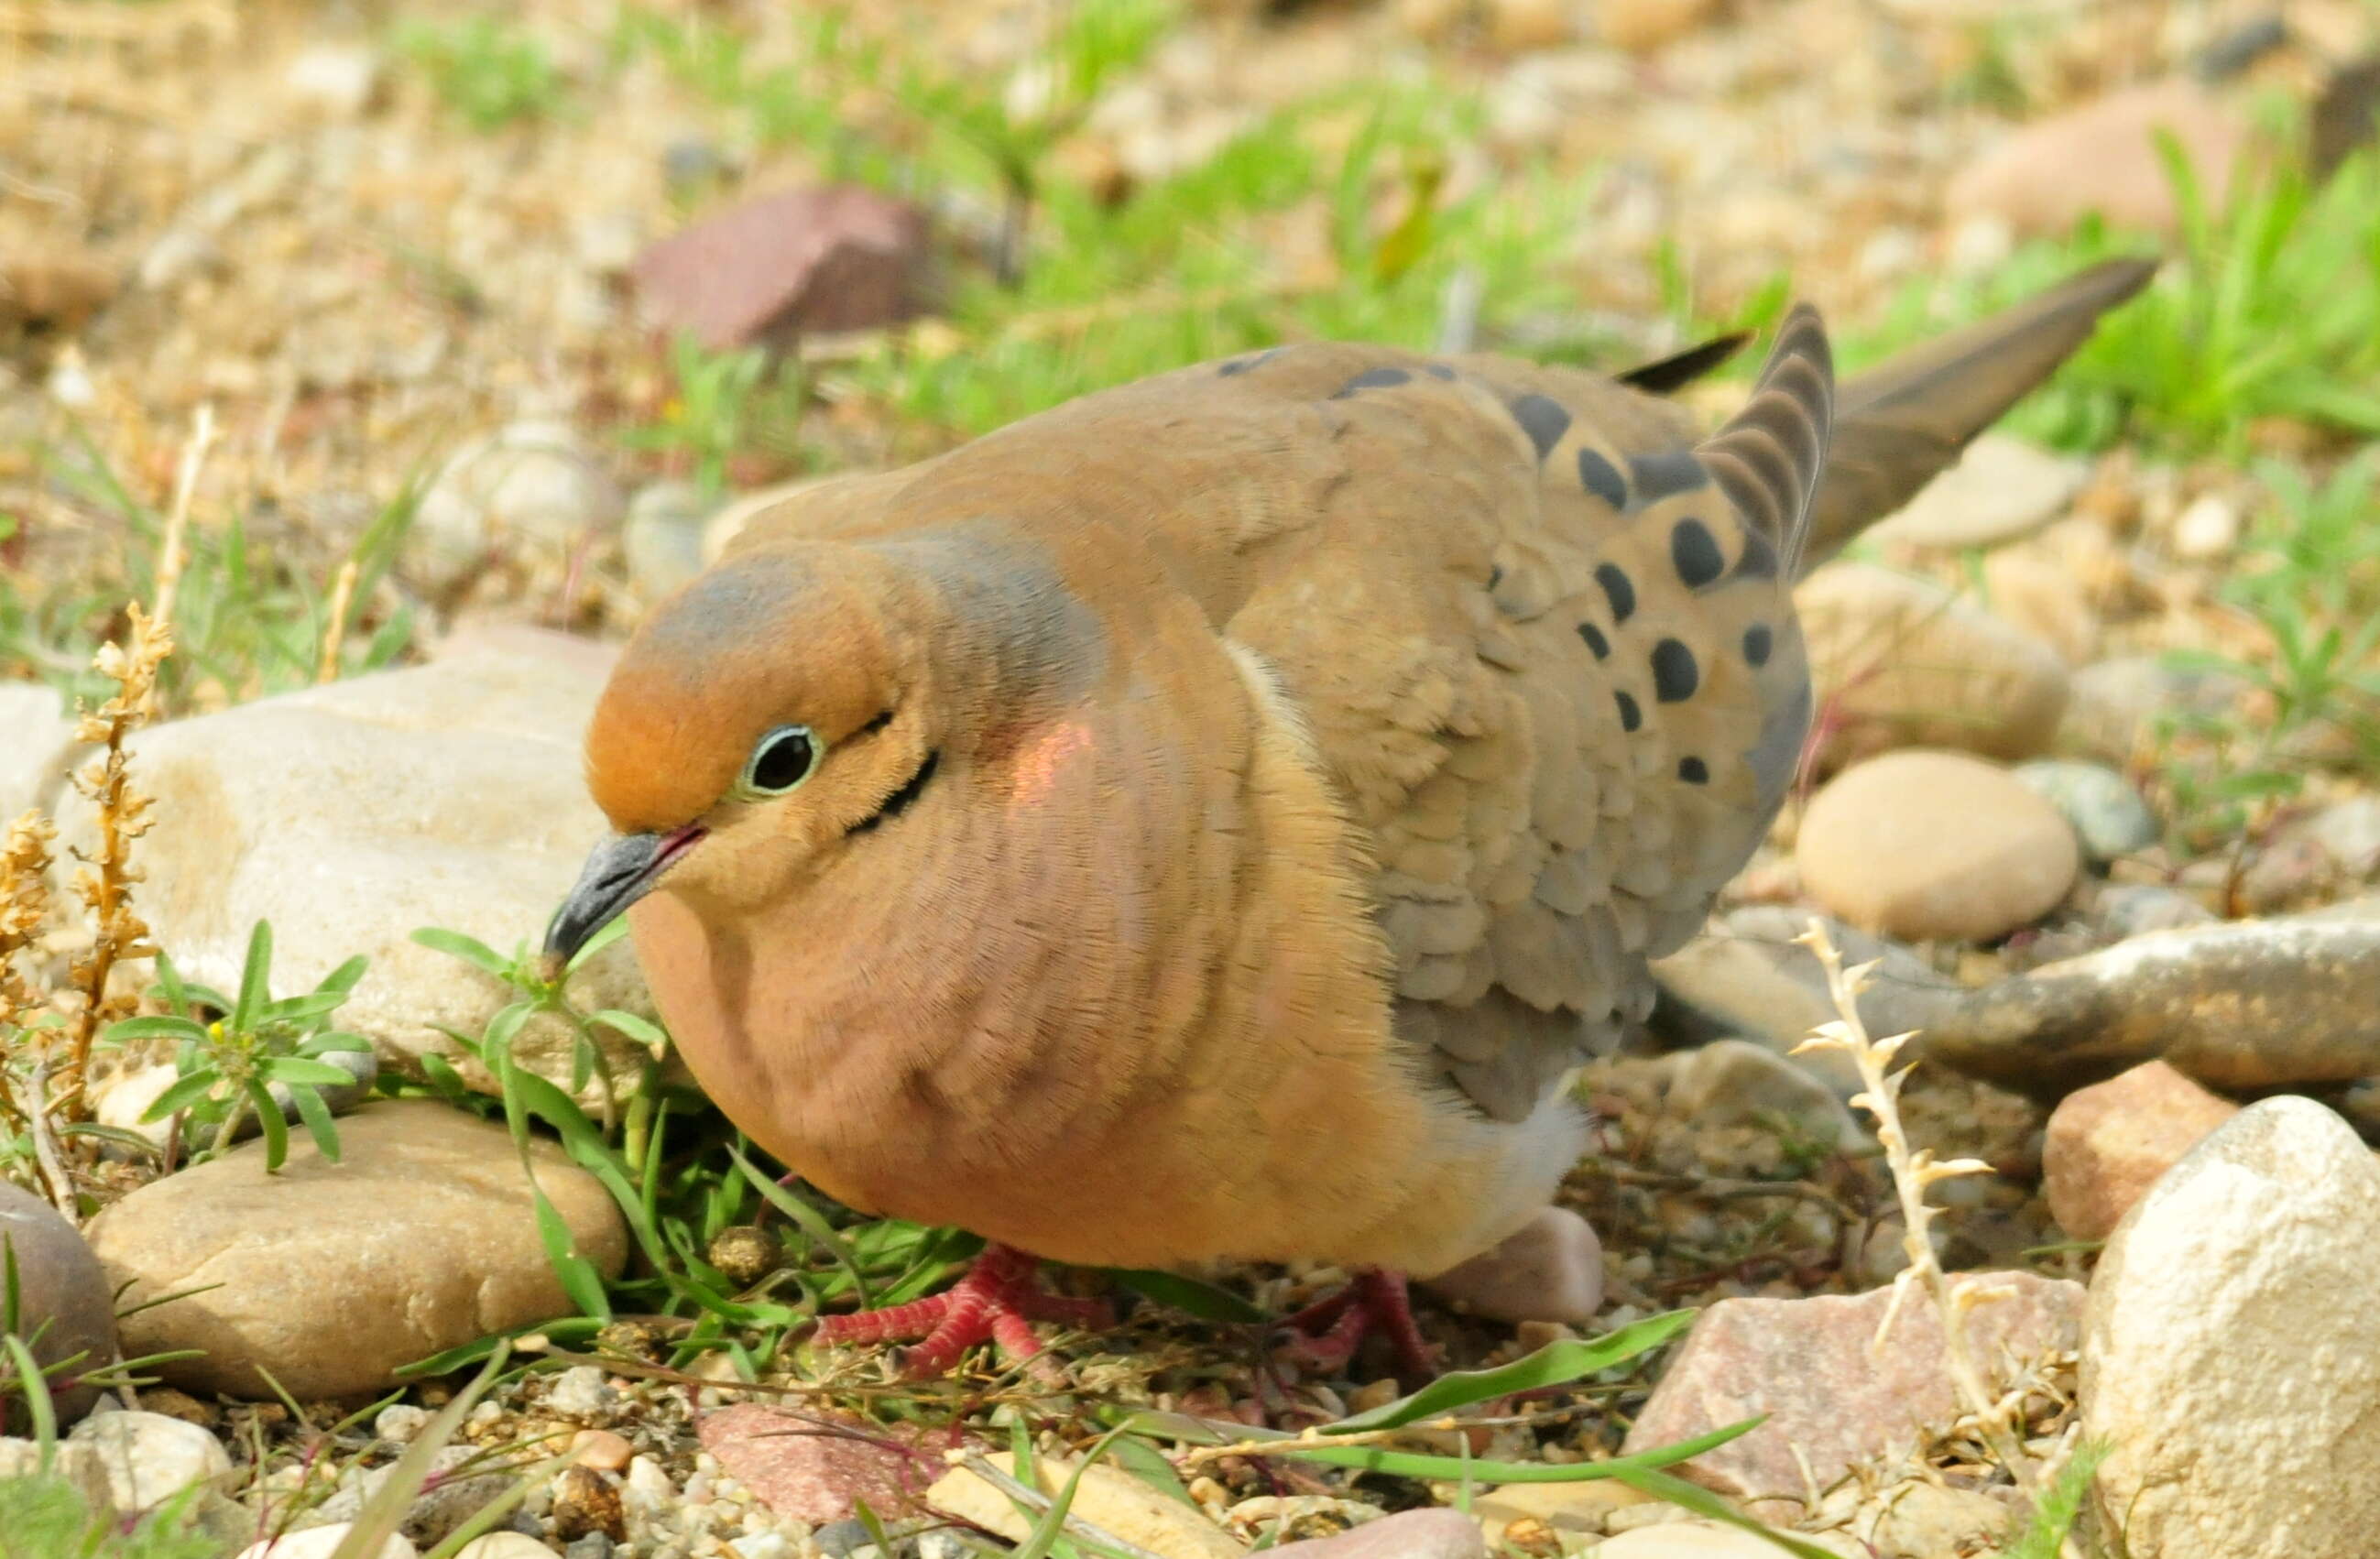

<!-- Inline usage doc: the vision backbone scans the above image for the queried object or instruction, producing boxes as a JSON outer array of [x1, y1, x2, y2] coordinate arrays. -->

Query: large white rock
[[2081, 1096, 2380, 1557], [0, 680, 77, 820], [49, 637, 652, 1096]]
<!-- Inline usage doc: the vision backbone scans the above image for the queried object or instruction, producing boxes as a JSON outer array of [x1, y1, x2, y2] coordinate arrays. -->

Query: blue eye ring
[[736, 724, 822, 799]]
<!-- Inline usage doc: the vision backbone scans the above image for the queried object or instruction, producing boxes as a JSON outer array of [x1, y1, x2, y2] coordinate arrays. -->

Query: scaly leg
[[1276, 1268, 1438, 1379], [814, 1244, 1115, 1377]]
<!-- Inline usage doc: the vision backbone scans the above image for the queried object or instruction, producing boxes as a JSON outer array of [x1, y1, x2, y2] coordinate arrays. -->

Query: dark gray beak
[[544, 827, 704, 966]]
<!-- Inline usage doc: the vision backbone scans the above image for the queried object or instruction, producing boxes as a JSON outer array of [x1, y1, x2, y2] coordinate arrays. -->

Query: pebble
[[282, 45, 384, 118], [930, 1456, 1243, 1559], [1471, 1481, 1653, 1543], [408, 420, 625, 597], [2043, 1061, 2239, 1242], [572, 1429, 635, 1473], [237, 1530, 416, 1559], [50, 642, 656, 1101], [699, 1403, 964, 1523], [2087, 882, 2216, 940], [453, 1537, 563, 1559], [1597, 1523, 1858, 1556], [1483, 0, 1581, 51], [1265, 1508, 1483, 1559], [0, 680, 77, 821], [0, 1181, 118, 1426], [1621, 1272, 2083, 1517], [552, 1464, 629, 1543], [2014, 760, 2158, 863], [1946, 77, 2254, 239], [1597, 0, 1719, 52], [2083, 1097, 2380, 1556], [625, 479, 713, 602], [0, 1437, 119, 1521], [1415, 1205, 1602, 1324], [1664, 1039, 1864, 1150], [375, 1404, 433, 1444], [546, 1366, 620, 1422], [90, 1100, 627, 1400], [2170, 491, 2240, 559], [632, 185, 933, 351], [2060, 653, 2247, 764], [1913, 903, 2380, 1099], [563, 1535, 615, 1559], [1796, 564, 2070, 766], [1797, 752, 2080, 943], [1851, 1482, 2012, 1557], [1980, 551, 2101, 666], [1866, 433, 2083, 551], [67, 1409, 232, 1513]]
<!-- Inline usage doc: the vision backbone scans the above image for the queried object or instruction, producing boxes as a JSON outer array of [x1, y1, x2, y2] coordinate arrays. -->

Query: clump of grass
[[621, 337, 808, 497], [397, 16, 568, 131]]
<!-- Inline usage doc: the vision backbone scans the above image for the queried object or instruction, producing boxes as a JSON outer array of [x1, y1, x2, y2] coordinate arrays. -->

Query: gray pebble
[[565, 1536, 616, 1559], [2014, 760, 2157, 863]]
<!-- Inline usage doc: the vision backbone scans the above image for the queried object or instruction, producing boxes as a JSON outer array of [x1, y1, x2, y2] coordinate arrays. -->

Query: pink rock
[[1948, 79, 2257, 240], [698, 1404, 972, 1523], [1621, 1272, 2083, 1512], [2043, 1061, 2238, 1241], [632, 185, 932, 352], [1268, 1509, 1485, 1559], [1419, 1206, 1602, 1324]]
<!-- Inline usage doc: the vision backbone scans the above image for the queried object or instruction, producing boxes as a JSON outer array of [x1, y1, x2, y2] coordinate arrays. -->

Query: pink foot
[[813, 1245, 1115, 1376], [1277, 1268, 1439, 1379]]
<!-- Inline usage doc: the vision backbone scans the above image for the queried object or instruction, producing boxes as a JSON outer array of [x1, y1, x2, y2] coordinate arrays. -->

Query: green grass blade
[[1326, 1311, 1698, 1432]]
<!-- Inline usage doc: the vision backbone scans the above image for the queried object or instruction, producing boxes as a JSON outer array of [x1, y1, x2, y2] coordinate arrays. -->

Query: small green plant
[[104, 922, 373, 1172], [1998, 1439, 2111, 1559], [0, 1474, 218, 1559], [397, 16, 567, 131], [620, 336, 807, 496]]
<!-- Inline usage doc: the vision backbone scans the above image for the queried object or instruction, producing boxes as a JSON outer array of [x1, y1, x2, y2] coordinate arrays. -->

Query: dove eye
[[737, 725, 821, 798]]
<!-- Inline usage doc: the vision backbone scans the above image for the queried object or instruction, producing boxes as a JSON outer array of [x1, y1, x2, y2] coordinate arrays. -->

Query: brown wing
[[1203, 321, 1832, 1120]]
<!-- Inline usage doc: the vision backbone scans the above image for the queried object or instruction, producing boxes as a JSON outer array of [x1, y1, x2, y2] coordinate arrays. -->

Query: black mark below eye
[[853, 751, 940, 834]]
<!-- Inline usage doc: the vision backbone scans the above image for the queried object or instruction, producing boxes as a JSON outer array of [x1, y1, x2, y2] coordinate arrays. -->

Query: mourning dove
[[548, 257, 2154, 1376]]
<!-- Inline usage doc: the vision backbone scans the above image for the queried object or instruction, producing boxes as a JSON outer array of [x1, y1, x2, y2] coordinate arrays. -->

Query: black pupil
[[750, 729, 814, 791]]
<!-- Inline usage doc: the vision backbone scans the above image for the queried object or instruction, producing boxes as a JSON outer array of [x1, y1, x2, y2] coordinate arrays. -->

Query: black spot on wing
[[1671, 518, 1725, 589], [1595, 562, 1636, 624], [1331, 366, 1414, 398], [1615, 691, 1643, 733], [1630, 450, 1710, 503], [1510, 395, 1571, 461], [1651, 639, 1699, 703], [1578, 620, 1610, 660], [1677, 756, 1709, 784], [1743, 623, 1774, 667], [1577, 448, 1629, 510], [1734, 529, 1779, 581]]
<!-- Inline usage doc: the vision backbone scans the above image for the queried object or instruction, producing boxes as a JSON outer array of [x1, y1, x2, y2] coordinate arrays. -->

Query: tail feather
[[1698, 303, 1836, 579], [1796, 256, 2157, 574]]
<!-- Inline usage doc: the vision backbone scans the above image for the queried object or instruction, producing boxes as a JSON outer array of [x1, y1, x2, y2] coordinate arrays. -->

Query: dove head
[[545, 533, 1097, 965]]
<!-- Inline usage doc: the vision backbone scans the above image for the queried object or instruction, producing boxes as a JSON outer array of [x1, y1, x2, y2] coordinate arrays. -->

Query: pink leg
[[814, 1245, 1116, 1377], [1277, 1269, 1438, 1379]]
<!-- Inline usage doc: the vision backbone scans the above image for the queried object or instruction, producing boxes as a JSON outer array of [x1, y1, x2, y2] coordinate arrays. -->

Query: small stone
[[1265, 1508, 1482, 1559], [388, 1445, 510, 1546], [1852, 1482, 2012, 1557], [2305, 797, 2380, 880], [2084, 1097, 2380, 1556], [0, 1438, 118, 1523], [90, 1100, 627, 1400], [2014, 760, 2157, 863], [625, 480, 713, 603], [1981, 551, 2101, 666], [929, 1456, 1243, 1559], [1796, 564, 2070, 765], [2044, 1062, 2240, 1243], [704, 1225, 781, 1287], [283, 45, 384, 117], [632, 186, 933, 352], [1597, 1523, 1858, 1556], [1947, 78, 2257, 240], [1867, 434, 2084, 551], [2062, 654, 2248, 764], [2170, 492, 2239, 560], [2088, 883, 2216, 940], [700, 1404, 963, 1523], [811, 1517, 875, 1558], [552, 1465, 628, 1543], [0, 681, 77, 820], [730, 1535, 796, 1559], [1225, 1495, 1384, 1545], [238, 1529, 417, 1559], [1621, 1272, 2083, 1514], [453, 1536, 562, 1559], [1665, 1039, 1864, 1150], [1797, 752, 2080, 943], [409, 420, 625, 597], [67, 1410, 231, 1513], [1472, 1481, 1654, 1543], [376, 1404, 434, 1444], [0, 1181, 118, 1427], [545, 1366, 619, 1422], [1417, 1205, 1601, 1324], [1484, 0, 1581, 50], [1598, 0, 1721, 52], [563, 1536, 615, 1559], [572, 1429, 635, 1473]]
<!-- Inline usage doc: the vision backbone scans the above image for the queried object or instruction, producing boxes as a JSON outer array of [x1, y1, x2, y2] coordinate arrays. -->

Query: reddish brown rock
[[632, 186, 932, 352], [1948, 79, 2256, 240], [1621, 1272, 2084, 1511], [2043, 1061, 2238, 1241], [699, 1404, 970, 1523]]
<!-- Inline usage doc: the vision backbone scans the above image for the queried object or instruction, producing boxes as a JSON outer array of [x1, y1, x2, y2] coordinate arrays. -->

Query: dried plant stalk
[[61, 601, 173, 1107], [0, 812, 58, 1138], [1791, 921, 2043, 1497]]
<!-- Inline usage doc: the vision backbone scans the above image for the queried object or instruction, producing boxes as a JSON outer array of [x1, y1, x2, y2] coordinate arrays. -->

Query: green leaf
[[312, 954, 370, 999], [591, 1009, 669, 1052], [246, 1078, 290, 1170], [104, 1014, 211, 1044], [1103, 1434, 1197, 1508], [232, 920, 275, 1033], [1601, 1466, 1842, 1558], [2, 1333, 58, 1455], [299, 1030, 373, 1056], [261, 1056, 364, 1088], [1326, 1311, 1698, 1433], [1108, 1269, 1268, 1324], [141, 1070, 224, 1122], [289, 1085, 342, 1163], [1131, 1412, 1760, 1487], [565, 912, 632, 971], [411, 927, 515, 978], [726, 1144, 872, 1310], [534, 1191, 613, 1321]]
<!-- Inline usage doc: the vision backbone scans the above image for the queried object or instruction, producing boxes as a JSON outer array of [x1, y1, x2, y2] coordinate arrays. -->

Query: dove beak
[[544, 825, 705, 967]]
